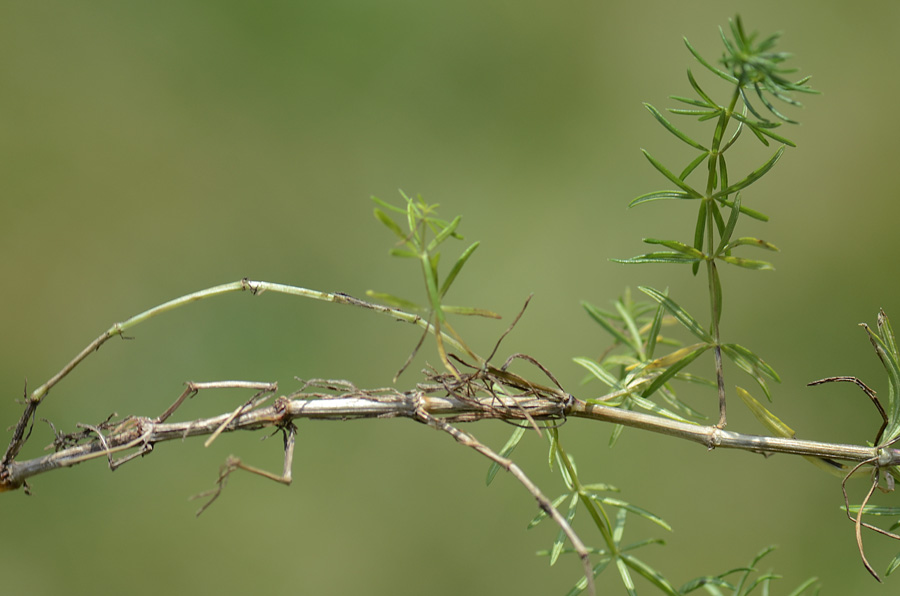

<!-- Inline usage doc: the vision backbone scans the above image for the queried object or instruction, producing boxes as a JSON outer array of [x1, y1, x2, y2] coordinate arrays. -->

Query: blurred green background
[[2, 1, 899, 593]]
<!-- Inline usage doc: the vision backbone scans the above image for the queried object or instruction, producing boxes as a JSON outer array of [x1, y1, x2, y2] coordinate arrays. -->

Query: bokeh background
[[2, 1, 899, 594]]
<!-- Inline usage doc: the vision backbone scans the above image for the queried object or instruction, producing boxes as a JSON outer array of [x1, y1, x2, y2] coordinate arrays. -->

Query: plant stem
[[705, 87, 742, 427]]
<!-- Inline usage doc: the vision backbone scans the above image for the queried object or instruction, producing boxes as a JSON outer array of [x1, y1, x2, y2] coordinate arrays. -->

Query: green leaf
[[612, 252, 702, 265], [722, 344, 778, 400], [718, 195, 769, 221], [639, 286, 714, 343], [668, 108, 720, 119], [582, 301, 634, 350], [581, 482, 620, 494], [426, 215, 461, 253], [642, 150, 703, 198], [710, 261, 722, 328], [786, 577, 820, 596], [629, 190, 696, 207], [691, 200, 706, 276], [725, 237, 779, 251], [621, 554, 680, 596], [646, 302, 665, 360], [441, 305, 501, 318], [656, 386, 709, 421], [640, 343, 711, 398], [365, 290, 420, 311], [421, 252, 444, 322], [715, 193, 742, 255], [527, 493, 568, 529], [486, 426, 526, 486], [550, 493, 580, 566], [563, 558, 612, 596], [879, 309, 899, 360], [684, 37, 738, 83], [679, 152, 708, 180], [439, 241, 479, 297], [886, 551, 900, 576], [736, 386, 794, 437], [686, 68, 718, 107], [718, 255, 775, 270], [678, 575, 732, 594], [712, 146, 785, 198], [574, 357, 621, 389], [615, 557, 637, 596], [371, 195, 407, 214], [388, 248, 418, 258], [615, 300, 646, 360], [642, 238, 706, 258], [862, 321, 900, 434], [629, 393, 694, 423], [374, 208, 408, 240], [644, 103, 708, 151], [731, 112, 796, 147], [844, 505, 900, 516], [596, 497, 673, 531]]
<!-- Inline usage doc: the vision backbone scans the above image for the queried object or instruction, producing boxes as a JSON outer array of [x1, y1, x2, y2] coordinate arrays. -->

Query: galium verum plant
[[8, 13, 900, 596]]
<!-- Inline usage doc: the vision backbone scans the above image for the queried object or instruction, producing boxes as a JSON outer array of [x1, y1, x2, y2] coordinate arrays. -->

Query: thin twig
[[411, 402, 596, 596]]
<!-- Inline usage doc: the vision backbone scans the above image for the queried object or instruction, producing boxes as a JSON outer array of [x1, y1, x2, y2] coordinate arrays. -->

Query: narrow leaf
[[736, 386, 795, 437], [550, 493, 580, 566], [615, 557, 637, 596], [642, 238, 705, 258], [686, 68, 717, 106], [621, 555, 680, 596], [583, 301, 633, 349], [639, 286, 713, 342], [642, 150, 702, 198], [371, 195, 407, 214], [365, 290, 420, 311], [719, 255, 775, 270], [644, 103, 708, 151], [629, 190, 694, 207], [388, 248, 418, 258], [640, 342, 710, 371], [615, 300, 645, 360], [715, 193, 742, 255], [722, 344, 781, 381], [679, 152, 708, 180], [441, 305, 501, 318], [692, 200, 706, 276], [885, 552, 900, 576], [426, 215, 462, 253], [574, 357, 620, 389], [374, 208, 408, 240], [713, 147, 785, 198], [725, 237, 779, 251], [440, 241, 479, 297], [612, 253, 701, 265], [718, 195, 769, 221], [486, 426, 526, 486], [684, 37, 738, 83], [527, 493, 569, 529], [731, 112, 796, 147], [598, 497, 672, 531], [645, 302, 665, 360]]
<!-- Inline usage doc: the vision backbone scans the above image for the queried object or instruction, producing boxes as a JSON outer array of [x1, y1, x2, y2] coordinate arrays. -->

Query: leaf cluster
[[370, 191, 499, 377]]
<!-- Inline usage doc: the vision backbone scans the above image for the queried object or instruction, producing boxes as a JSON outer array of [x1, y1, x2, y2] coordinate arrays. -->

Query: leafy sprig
[[370, 191, 499, 378], [602, 15, 815, 427]]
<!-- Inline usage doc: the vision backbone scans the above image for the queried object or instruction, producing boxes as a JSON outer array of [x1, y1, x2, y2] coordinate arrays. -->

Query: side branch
[[1, 279, 464, 468], [3, 389, 899, 492]]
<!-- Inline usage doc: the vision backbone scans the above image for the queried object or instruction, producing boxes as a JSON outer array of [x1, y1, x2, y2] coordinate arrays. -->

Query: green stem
[[704, 87, 742, 427], [2, 279, 470, 466]]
